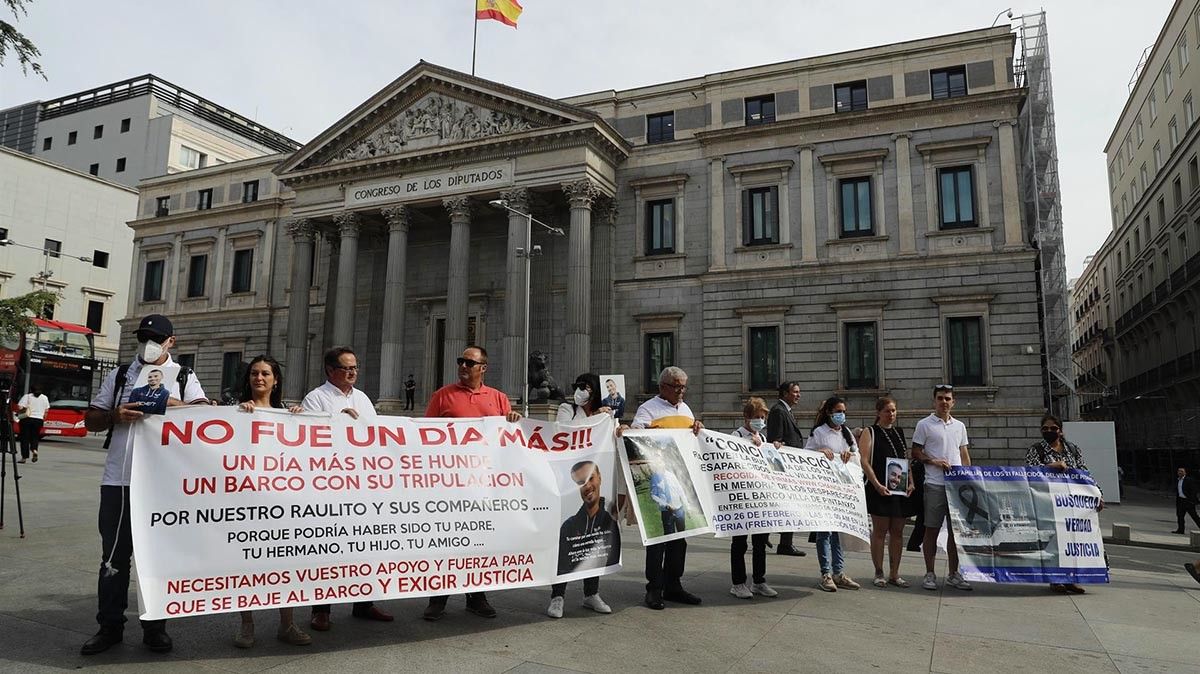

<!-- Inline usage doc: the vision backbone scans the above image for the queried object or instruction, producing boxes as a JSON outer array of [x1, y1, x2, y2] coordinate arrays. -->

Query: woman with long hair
[[547, 372, 616, 619], [232, 355, 311, 648], [804, 396, 861, 592], [857, 397, 916, 588]]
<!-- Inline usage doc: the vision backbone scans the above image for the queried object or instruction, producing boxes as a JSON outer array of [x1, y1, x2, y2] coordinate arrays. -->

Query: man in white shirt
[[301, 346, 391, 630], [16, 385, 49, 463], [911, 385, 973, 592], [80, 314, 208, 656]]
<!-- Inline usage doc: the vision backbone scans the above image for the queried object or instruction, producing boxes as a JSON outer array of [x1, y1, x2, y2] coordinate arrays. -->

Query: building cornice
[[128, 197, 289, 232]]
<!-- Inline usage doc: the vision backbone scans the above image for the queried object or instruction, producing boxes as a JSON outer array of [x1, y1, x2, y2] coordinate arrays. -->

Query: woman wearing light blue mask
[[728, 397, 779, 599], [804, 396, 861, 593]]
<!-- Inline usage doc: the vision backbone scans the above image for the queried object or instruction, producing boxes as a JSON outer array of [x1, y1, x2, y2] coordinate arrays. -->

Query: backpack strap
[[102, 364, 131, 450], [176, 366, 193, 395]]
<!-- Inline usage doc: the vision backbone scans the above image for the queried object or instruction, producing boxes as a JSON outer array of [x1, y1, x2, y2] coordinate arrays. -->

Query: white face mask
[[749, 418, 767, 432], [138, 339, 166, 363], [573, 388, 590, 406]]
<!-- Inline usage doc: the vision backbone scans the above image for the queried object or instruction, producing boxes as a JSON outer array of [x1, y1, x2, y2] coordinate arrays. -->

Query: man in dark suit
[[765, 381, 806, 557], [1174, 467, 1200, 534]]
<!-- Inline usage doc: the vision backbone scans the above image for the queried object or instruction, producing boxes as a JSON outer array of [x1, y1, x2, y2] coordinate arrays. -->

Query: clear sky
[[0, 0, 1172, 277]]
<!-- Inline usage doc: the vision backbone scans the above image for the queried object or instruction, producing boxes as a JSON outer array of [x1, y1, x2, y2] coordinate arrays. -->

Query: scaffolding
[[1014, 10, 1073, 416]]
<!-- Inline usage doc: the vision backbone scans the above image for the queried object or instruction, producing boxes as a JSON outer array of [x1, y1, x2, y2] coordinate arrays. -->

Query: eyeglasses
[[934, 384, 954, 391], [662, 383, 687, 391], [457, 357, 485, 368], [332, 365, 359, 373]]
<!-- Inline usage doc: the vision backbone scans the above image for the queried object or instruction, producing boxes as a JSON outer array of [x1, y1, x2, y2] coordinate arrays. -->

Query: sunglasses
[[457, 357, 485, 368], [934, 384, 954, 391]]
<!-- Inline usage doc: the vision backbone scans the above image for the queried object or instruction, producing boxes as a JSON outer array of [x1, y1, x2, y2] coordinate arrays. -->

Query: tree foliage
[[0, 0, 44, 79], [0, 290, 58, 339]]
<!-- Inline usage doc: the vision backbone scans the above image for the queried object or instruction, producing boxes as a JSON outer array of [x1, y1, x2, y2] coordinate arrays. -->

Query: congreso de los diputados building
[[125, 24, 1058, 463]]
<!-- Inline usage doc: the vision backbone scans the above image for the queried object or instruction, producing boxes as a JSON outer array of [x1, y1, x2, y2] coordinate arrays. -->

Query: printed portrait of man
[[128, 369, 170, 415], [557, 460, 621, 575]]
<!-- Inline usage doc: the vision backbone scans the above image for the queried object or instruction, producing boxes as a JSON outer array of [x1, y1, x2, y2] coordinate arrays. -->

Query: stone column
[[996, 120, 1025, 249], [500, 187, 530, 401], [332, 211, 360, 347], [443, 196, 472, 384], [591, 198, 616, 374], [563, 178, 600, 379], [284, 218, 315, 403], [799, 145, 818, 263], [709, 157, 726, 272], [892, 133, 917, 256], [377, 206, 410, 412]]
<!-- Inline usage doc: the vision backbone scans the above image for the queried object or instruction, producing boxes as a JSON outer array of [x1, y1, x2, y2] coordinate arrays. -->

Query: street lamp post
[[487, 199, 564, 417]]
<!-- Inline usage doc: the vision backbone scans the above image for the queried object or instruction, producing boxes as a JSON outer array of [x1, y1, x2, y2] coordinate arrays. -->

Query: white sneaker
[[750, 582, 778, 597], [946, 572, 973, 591], [922, 572, 938, 590], [729, 583, 753, 599], [581, 594, 611, 614], [547, 596, 564, 618]]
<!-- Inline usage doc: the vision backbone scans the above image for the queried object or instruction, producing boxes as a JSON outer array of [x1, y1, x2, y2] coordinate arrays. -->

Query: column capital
[[284, 218, 315, 241], [334, 211, 361, 238], [592, 197, 618, 227], [443, 196, 472, 221], [890, 132, 913, 141], [993, 119, 1019, 129], [562, 178, 601, 209], [499, 186, 530, 213], [381, 205, 411, 233], [797, 144, 817, 154]]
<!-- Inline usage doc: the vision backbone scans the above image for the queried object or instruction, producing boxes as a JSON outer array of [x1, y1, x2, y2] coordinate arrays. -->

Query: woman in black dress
[[857, 397, 916, 588]]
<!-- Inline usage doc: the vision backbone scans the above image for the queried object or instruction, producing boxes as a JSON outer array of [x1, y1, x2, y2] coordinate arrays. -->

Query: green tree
[[0, 290, 58, 339], [0, 0, 44, 79]]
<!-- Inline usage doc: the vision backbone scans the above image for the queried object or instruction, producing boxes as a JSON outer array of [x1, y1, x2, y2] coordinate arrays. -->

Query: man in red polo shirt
[[423, 345, 521, 621]]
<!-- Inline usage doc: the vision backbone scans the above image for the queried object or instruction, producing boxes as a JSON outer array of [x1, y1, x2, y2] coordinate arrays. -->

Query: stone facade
[[125, 25, 1050, 464]]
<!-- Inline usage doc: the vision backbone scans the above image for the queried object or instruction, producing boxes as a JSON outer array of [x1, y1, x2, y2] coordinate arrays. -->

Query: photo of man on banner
[[556, 459, 621, 577], [621, 431, 710, 545]]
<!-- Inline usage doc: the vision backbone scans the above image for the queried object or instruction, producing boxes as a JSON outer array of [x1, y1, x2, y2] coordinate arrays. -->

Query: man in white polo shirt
[[301, 346, 392, 630], [911, 384, 973, 592]]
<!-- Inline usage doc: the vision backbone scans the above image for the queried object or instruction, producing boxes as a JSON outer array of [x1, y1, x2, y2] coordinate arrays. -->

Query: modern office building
[[1076, 0, 1200, 471], [0, 74, 299, 188], [125, 22, 1064, 463]]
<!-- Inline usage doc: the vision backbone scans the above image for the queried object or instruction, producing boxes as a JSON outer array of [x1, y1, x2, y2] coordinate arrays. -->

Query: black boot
[[80, 626, 123, 655]]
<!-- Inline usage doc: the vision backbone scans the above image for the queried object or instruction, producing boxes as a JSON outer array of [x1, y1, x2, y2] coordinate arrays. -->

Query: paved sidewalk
[[2, 437, 1199, 673], [1100, 485, 1200, 550]]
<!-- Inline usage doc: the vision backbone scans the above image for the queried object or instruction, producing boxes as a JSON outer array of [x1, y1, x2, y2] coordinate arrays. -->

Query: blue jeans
[[814, 532, 843, 576]]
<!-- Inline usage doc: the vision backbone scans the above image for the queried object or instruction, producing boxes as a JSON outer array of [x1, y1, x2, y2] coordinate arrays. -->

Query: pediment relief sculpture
[[334, 94, 539, 163]]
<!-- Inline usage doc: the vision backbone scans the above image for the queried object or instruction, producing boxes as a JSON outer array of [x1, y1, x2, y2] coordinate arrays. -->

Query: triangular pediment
[[277, 62, 602, 176]]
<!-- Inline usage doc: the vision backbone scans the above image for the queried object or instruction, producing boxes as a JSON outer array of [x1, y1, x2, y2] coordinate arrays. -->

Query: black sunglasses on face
[[457, 357, 484, 368]]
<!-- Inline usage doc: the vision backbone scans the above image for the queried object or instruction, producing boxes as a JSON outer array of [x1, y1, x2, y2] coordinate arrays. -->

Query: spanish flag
[[476, 0, 522, 27]]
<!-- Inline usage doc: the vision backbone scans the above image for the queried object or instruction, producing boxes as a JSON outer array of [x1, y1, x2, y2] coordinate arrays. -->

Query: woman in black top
[[857, 396, 916, 588]]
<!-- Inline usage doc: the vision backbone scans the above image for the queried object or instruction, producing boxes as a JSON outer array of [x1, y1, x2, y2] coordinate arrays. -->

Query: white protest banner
[[619, 429, 869, 545], [129, 407, 619, 620]]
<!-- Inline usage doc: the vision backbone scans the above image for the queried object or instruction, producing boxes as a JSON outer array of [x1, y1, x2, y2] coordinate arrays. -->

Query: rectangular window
[[1131, 180, 1139, 204], [1126, 136, 1133, 163], [1141, 163, 1149, 191], [241, 180, 259, 203], [143, 259, 164, 302], [839, 177, 873, 236], [43, 239, 61, 258], [197, 188, 213, 210], [1190, 157, 1198, 190], [1165, 62, 1174, 96], [1137, 117, 1145, 145], [176, 353, 195, 371], [179, 145, 202, 169], [646, 112, 674, 144], [937, 166, 976, 228], [844, 322, 878, 389], [1121, 194, 1128, 219], [1117, 154, 1124, 177], [67, 130, 77, 145], [930, 66, 968, 99], [1174, 176, 1183, 210], [644, 332, 674, 392], [120, 118, 131, 133], [1188, 94, 1196, 126], [93, 124, 103, 139], [1151, 91, 1158, 121], [88, 163, 99, 176], [41, 302, 53, 320], [1134, 227, 1141, 253], [947, 316, 984, 386], [745, 95, 776, 125], [85, 300, 104, 333], [743, 186, 779, 245], [1170, 117, 1180, 148], [231, 248, 254, 293], [834, 80, 868, 112], [1182, 35, 1190, 69], [1155, 142, 1163, 170], [155, 195, 170, 217], [42, 137, 51, 151], [645, 199, 675, 255], [187, 254, 207, 298], [92, 250, 108, 268], [748, 326, 779, 391], [221, 352, 243, 400], [115, 157, 126, 173]]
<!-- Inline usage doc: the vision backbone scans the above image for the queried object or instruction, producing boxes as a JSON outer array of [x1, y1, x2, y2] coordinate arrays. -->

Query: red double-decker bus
[[0, 319, 97, 438]]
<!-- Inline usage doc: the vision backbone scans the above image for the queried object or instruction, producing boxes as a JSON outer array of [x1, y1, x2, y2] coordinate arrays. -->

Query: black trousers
[[96, 486, 165, 632], [731, 533, 769, 584], [404, 391, 415, 410], [551, 576, 599, 598], [18, 418, 42, 459], [776, 531, 794, 550], [1177, 497, 1200, 531]]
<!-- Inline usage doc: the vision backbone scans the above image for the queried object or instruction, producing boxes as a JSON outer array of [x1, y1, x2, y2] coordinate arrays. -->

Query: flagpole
[[471, 0, 478, 76]]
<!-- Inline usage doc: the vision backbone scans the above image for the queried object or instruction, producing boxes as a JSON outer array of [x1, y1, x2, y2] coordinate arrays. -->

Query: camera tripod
[[0, 380, 26, 537]]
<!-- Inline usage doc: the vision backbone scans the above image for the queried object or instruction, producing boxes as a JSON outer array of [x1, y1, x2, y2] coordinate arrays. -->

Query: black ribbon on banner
[[958, 484, 990, 525]]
